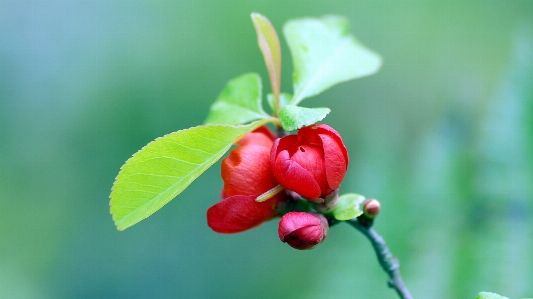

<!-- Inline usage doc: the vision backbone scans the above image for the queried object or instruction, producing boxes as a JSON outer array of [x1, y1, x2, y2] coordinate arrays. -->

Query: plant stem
[[346, 217, 413, 299]]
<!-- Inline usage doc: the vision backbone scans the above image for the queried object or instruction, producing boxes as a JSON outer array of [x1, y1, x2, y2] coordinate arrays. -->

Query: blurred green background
[[1, 1, 532, 298]]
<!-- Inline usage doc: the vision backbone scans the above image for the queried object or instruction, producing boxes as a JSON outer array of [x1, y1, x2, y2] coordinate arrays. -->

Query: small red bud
[[278, 212, 329, 250], [363, 199, 380, 219]]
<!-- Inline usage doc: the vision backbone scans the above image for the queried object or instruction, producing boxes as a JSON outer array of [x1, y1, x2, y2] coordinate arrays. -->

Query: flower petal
[[278, 212, 327, 250], [290, 144, 330, 196], [252, 126, 278, 141], [273, 149, 321, 199], [314, 124, 349, 164], [222, 144, 277, 196], [207, 194, 279, 233], [319, 133, 347, 190], [297, 125, 322, 146], [237, 130, 275, 147], [278, 212, 321, 239]]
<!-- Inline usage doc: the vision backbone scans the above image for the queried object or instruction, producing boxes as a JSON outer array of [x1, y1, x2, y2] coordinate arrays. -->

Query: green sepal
[[279, 105, 330, 132], [332, 193, 365, 221]]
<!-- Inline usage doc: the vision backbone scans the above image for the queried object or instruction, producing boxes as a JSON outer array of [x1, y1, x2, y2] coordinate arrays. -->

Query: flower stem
[[346, 217, 413, 299]]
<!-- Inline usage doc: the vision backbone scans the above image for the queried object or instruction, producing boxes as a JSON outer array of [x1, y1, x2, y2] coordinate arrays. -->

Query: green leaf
[[278, 105, 330, 131], [476, 292, 509, 299], [110, 121, 265, 231], [251, 13, 282, 111], [332, 193, 365, 221], [284, 15, 382, 105], [204, 73, 270, 125], [267, 93, 291, 113]]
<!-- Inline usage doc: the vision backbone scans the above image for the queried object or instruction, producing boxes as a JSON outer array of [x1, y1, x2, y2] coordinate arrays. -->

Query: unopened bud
[[278, 212, 328, 250], [363, 199, 380, 219]]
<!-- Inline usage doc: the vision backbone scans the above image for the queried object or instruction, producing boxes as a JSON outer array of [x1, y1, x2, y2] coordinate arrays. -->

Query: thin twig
[[346, 218, 413, 299]]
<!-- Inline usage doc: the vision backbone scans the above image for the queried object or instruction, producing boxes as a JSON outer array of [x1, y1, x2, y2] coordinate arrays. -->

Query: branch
[[346, 217, 413, 299]]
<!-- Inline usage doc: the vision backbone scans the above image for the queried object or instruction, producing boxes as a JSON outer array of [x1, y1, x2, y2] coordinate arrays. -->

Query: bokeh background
[[1, 1, 533, 298]]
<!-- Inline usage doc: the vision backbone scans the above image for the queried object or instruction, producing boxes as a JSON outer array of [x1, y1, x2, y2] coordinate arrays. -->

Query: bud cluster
[[207, 124, 349, 250]]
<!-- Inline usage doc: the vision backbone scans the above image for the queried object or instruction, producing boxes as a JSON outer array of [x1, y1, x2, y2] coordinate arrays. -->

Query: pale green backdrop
[[1, 1, 532, 298]]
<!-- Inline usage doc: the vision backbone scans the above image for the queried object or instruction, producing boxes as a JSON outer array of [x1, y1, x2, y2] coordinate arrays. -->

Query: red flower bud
[[363, 198, 380, 219], [207, 127, 283, 234], [270, 124, 348, 200], [278, 212, 329, 250]]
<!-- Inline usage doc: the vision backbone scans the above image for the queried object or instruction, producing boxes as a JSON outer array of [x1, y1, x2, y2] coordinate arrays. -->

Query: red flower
[[278, 212, 329, 250], [207, 127, 283, 234], [270, 124, 348, 200]]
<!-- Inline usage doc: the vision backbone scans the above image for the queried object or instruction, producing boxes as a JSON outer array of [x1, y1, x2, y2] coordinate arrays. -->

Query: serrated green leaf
[[332, 193, 365, 221], [204, 73, 270, 125], [251, 13, 282, 110], [110, 121, 265, 231], [267, 93, 291, 113], [279, 105, 330, 131], [284, 15, 382, 105], [476, 292, 509, 299]]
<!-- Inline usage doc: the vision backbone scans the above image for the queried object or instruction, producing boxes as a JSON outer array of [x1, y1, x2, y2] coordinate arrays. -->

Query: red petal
[[314, 124, 349, 164], [297, 125, 322, 146], [252, 126, 277, 141], [319, 133, 347, 190], [270, 135, 298, 170], [270, 138, 282, 168], [278, 212, 321, 240], [273, 150, 321, 199], [222, 144, 277, 196], [289, 144, 330, 196], [207, 194, 279, 233], [237, 130, 275, 148]]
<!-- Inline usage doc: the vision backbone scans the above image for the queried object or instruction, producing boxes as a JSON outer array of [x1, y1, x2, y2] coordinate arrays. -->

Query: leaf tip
[[114, 221, 127, 231], [251, 12, 272, 25], [109, 197, 127, 231], [115, 223, 127, 231], [250, 12, 264, 20], [368, 51, 384, 74]]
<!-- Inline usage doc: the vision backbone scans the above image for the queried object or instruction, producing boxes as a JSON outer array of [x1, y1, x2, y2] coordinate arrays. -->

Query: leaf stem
[[345, 217, 413, 299], [262, 116, 281, 129]]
